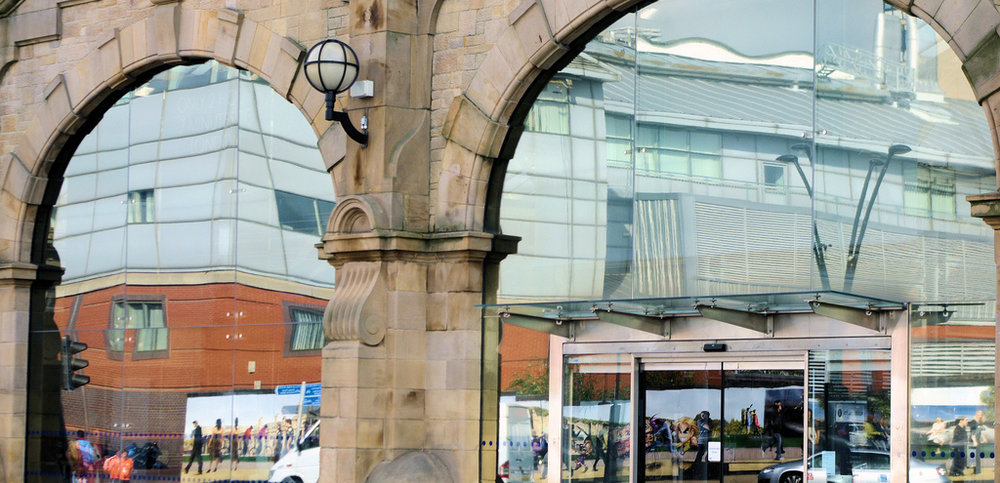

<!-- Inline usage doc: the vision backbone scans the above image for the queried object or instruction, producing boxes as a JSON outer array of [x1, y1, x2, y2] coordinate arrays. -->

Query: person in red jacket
[[117, 451, 134, 482], [102, 450, 134, 482], [102, 451, 120, 479]]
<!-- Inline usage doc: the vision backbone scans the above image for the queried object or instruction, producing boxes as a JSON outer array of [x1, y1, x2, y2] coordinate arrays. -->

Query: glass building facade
[[21, 2, 998, 483], [495, 1, 997, 482], [28, 62, 333, 482]]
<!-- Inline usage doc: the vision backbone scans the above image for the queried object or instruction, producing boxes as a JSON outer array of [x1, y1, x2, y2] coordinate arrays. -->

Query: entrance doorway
[[639, 358, 805, 482], [555, 342, 898, 483]]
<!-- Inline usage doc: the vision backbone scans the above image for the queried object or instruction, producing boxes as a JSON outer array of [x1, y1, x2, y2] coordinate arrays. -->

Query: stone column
[[968, 191, 1000, 483], [0, 263, 40, 483], [317, 213, 515, 481]]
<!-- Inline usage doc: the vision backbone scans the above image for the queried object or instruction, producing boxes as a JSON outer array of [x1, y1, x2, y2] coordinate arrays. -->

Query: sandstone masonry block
[[10, 8, 60, 46]]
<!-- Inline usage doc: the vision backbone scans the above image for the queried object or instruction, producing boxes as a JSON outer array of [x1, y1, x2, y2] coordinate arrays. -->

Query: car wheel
[[779, 472, 802, 483], [280, 478, 302, 483]]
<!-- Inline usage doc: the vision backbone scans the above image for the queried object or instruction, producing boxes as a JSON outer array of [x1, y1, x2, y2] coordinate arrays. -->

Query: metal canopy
[[594, 309, 670, 337], [695, 304, 772, 335], [483, 290, 905, 338], [499, 311, 574, 338]]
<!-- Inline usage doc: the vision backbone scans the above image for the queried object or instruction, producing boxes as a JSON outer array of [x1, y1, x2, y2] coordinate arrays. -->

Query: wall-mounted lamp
[[304, 39, 369, 146]]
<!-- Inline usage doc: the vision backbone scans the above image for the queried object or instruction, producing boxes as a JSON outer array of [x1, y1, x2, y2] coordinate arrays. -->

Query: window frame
[[106, 294, 169, 360], [126, 189, 154, 224], [761, 162, 788, 193], [282, 301, 327, 357], [274, 189, 336, 236]]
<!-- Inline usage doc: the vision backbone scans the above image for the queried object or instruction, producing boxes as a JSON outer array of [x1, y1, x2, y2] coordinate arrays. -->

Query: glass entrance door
[[640, 359, 805, 482], [722, 362, 805, 483]]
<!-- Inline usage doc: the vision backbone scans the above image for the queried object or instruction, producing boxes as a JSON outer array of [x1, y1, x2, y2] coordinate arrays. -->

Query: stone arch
[[4, 4, 340, 265], [435, 3, 1000, 479], [435, 0, 1000, 234]]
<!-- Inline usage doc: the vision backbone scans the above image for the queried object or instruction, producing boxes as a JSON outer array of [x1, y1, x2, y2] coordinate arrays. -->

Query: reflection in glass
[[564, 355, 631, 482], [110, 299, 167, 353], [498, 0, 994, 302], [642, 364, 722, 482], [29, 60, 333, 482], [910, 304, 995, 481], [805, 350, 906, 482]]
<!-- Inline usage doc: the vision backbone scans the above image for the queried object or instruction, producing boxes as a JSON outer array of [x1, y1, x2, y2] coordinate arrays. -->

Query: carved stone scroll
[[323, 261, 387, 346]]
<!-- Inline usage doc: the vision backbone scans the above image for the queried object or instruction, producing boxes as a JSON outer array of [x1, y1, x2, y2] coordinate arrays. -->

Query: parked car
[[268, 421, 320, 483], [758, 449, 949, 483]]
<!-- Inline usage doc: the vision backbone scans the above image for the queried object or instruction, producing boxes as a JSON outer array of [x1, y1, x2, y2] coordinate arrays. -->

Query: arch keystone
[[178, 9, 221, 58], [213, 8, 244, 65]]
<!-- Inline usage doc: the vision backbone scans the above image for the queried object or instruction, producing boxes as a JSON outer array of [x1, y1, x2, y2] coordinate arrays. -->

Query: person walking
[[230, 418, 241, 471], [949, 417, 969, 476], [207, 419, 224, 472], [693, 411, 712, 478], [761, 401, 786, 460], [184, 421, 204, 475], [970, 410, 986, 475], [66, 430, 99, 483]]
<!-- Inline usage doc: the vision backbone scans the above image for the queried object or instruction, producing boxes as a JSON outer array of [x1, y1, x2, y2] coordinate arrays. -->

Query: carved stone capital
[[318, 194, 519, 345]]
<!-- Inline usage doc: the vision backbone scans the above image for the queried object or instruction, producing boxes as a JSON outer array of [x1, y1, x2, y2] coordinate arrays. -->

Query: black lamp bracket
[[325, 91, 368, 147]]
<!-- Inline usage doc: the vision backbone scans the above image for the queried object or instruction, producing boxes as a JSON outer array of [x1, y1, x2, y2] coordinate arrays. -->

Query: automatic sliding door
[[641, 362, 723, 482], [722, 362, 805, 483], [639, 359, 805, 483]]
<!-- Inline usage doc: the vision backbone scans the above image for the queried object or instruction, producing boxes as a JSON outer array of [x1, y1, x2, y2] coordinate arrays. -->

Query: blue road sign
[[303, 395, 321, 406], [275, 382, 322, 396]]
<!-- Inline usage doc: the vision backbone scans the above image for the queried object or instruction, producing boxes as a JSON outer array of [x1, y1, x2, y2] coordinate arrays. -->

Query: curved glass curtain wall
[[28, 61, 333, 481], [496, 0, 996, 482], [499, 1, 994, 304]]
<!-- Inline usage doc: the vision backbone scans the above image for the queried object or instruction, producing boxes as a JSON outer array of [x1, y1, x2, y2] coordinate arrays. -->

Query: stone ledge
[[319, 230, 509, 267], [0, 262, 39, 284], [967, 191, 1000, 229]]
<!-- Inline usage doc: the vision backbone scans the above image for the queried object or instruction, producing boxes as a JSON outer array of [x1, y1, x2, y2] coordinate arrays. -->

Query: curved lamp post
[[776, 151, 831, 290], [843, 143, 911, 292], [304, 39, 369, 146]]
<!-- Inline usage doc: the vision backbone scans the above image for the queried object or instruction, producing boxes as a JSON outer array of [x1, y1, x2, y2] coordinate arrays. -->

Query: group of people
[[570, 424, 609, 474], [183, 416, 306, 476], [925, 410, 990, 477], [563, 422, 630, 476], [67, 430, 153, 483], [644, 410, 713, 478]]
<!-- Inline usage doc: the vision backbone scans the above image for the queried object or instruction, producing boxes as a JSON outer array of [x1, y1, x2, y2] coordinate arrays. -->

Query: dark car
[[758, 449, 949, 483]]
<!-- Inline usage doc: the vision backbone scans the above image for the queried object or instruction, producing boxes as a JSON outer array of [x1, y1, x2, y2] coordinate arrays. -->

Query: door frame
[[550, 333, 908, 483], [635, 353, 808, 482]]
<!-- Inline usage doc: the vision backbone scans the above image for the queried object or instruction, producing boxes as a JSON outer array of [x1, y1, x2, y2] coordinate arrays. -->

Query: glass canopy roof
[[481, 290, 904, 320]]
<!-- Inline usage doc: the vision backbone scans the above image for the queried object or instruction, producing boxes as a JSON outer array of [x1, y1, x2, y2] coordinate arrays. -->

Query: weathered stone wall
[[1, 0, 999, 482]]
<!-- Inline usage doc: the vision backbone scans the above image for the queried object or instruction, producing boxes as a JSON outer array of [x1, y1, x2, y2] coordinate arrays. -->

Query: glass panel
[[563, 354, 631, 482], [805, 350, 901, 482], [723, 364, 804, 483], [812, 1, 995, 300], [233, 65, 333, 483], [910, 303, 994, 481], [231, 325, 323, 482], [30, 60, 331, 482], [641, 363, 722, 482]]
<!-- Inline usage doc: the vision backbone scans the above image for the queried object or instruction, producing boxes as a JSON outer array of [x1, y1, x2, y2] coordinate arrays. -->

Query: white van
[[268, 421, 320, 483], [498, 404, 535, 483]]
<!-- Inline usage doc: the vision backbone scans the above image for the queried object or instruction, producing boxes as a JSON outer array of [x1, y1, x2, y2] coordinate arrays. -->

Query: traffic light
[[60, 335, 90, 391]]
